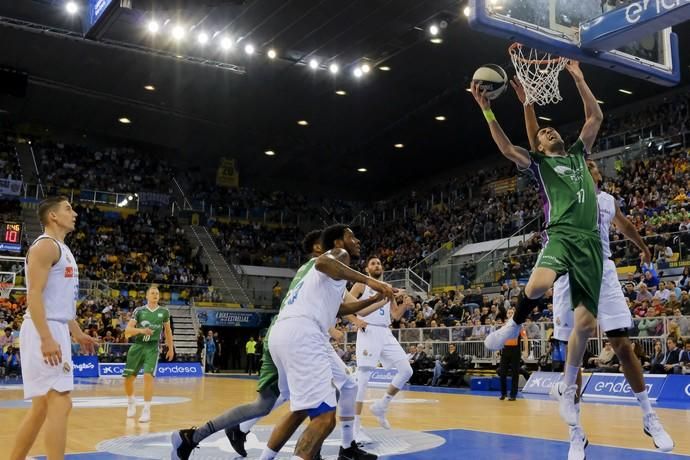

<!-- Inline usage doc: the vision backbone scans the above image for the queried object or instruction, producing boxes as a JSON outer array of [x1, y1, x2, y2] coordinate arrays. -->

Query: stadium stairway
[[169, 305, 199, 359], [185, 225, 251, 305]]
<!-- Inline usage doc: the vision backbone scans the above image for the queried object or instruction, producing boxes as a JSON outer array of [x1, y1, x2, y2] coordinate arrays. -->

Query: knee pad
[[356, 367, 373, 402], [392, 360, 413, 390], [337, 382, 356, 418]]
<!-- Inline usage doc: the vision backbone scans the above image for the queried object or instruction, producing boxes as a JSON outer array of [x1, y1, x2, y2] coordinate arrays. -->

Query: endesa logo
[[157, 364, 202, 376], [584, 374, 666, 401]]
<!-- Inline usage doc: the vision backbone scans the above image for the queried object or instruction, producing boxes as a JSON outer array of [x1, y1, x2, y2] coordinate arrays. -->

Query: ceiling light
[[267, 49, 277, 59], [361, 63, 371, 73], [171, 25, 185, 40], [297, 120, 309, 126], [309, 59, 319, 70], [435, 115, 446, 121], [618, 89, 633, 95], [597, 99, 605, 104], [353, 67, 363, 78], [144, 85, 155, 91], [357, 168, 367, 173], [118, 117, 131, 124], [147, 20, 160, 34], [429, 24, 440, 36], [197, 32, 209, 45], [463, 6, 471, 17], [335, 90, 347, 96], [220, 36, 233, 50], [379, 66, 391, 71], [244, 43, 255, 55], [329, 63, 339, 74], [394, 143, 404, 149], [465, 88, 472, 92], [65, 1, 78, 14], [538, 116, 552, 121], [265, 150, 276, 156], [430, 37, 443, 44]]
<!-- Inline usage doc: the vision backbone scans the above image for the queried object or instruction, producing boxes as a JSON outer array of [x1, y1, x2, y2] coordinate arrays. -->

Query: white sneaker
[[484, 319, 521, 351], [139, 408, 151, 423], [370, 401, 391, 429], [643, 413, 674, 452], [126, 400, 137, 418], [355, 428, 373, 445], [550, 381, 579, 426], [568, 425, 588, 460]]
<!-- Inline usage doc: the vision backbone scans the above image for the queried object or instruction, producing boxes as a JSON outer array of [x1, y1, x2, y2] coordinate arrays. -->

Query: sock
[[290, 457, 305, 460], [635, 390, 654, 416], [381, 394, 394, 408], [563, 365, 579, 387], [128, 396, 135, 404], [143, 401, 151, 411], [239, 420, 252, 433], [341, 420, 354, 448], [575, 402, 581, 425], [354, 415, 361, 431], [514, 292, 541, 325], [260, 448, 279, 460]]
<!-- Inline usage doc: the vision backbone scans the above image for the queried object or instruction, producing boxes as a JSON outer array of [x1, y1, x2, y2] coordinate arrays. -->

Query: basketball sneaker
[[139, 407, 151, 423], [338, 440, 378, 460], [643, 413, 674, 452], [484, 319, 521, 351], [171, 428, 199, 460], [550, 381, 579, 426], [225, 425, 248, 457], [369, 401, 391, 429], [568, 425, 588, 460], [126, 399, 137, 418]]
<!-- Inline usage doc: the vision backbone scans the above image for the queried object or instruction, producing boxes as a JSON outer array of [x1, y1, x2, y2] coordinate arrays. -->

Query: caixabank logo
[[657, 374, 690, 402]]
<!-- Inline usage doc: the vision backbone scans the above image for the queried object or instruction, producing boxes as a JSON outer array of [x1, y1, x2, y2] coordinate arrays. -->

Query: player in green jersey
[[123, 284, 174, 423], [472, 61, 603, 416]]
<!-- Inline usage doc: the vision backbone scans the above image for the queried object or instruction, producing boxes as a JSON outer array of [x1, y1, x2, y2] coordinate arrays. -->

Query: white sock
[[341, 420, 354, 448], [128, 396, 136, 404], [290, 457, 306, 460], [354, 415, 361, 431], [635, 390, 654, 416], [143, 401, 151, 411], [563, 365, 579, 387], [381, 393, 394, 408], [239, 421, 252, 433], [260, 448, 278, 460]]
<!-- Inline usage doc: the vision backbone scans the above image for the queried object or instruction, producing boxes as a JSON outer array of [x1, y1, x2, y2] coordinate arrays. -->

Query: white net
[[509, 43, 568, 106], [0, 272, 16, 299]]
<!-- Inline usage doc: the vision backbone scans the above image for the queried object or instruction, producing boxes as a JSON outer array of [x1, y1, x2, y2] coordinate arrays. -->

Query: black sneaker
[[499, 395, 506, 401], [171, 428, 199, 460], [338, 440, 378, 460], [225, 425, 248, 457]]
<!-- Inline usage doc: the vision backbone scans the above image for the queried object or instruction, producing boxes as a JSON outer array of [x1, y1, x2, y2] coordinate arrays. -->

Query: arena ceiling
[[0, 0, 689, 199]]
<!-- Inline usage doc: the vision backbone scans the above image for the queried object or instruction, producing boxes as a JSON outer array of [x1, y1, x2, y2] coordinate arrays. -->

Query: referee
[[498, 311, 528, 401]]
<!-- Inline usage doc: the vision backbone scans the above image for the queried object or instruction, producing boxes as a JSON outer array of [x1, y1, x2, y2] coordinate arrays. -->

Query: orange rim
[[508, 42, 564, 65]]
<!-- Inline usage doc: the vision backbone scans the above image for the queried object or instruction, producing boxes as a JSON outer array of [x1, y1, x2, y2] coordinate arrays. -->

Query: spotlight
[[353, 67, 363, 78], [335, 90, 347, 96], [394, 143, 404, 149], [147, 20, 160, 34], [244, 43, 255, 55], [309, 59, 319, 70], [329, 63, 339, 74], [361, 63, 371, 74], [430, 38, 443, 44], [220, 36, 233, 50], [357, 168, 367, 173], [297, 120, 309, 126], [463, 6, 471, 16], [171, 25, 185, 40], [435, 115, 446, 121], [265, 150, 276, 156], [118, 117, 131, 124], [65, 1, 78, 14], [144, 85, 156, 91], [197, 32, 209, 45], [379, 66, 391, 71], [429, 24, 440, 36], [267, 49, 277, 59]]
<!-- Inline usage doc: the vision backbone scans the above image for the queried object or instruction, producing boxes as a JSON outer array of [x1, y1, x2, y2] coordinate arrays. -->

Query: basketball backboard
[[469, 0, 681, 86]]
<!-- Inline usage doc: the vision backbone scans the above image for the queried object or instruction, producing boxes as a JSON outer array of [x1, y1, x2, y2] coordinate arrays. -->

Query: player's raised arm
[[315, 249, 394, 298], [612, 203, 652, 265], [511, 77, 540, 152], [339, 292, 386, 316], [567, 61, 603, 152], [471, 81, 531, 169]]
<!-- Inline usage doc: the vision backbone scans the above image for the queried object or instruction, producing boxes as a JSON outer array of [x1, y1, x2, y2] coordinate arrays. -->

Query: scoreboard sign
[[84, 0, 128, 39], [0, 222, 22, 253]]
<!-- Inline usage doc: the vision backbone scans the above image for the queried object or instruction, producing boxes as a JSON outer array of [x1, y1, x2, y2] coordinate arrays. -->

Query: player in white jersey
[[347, 256, 413, 441], [268, 224, 394, 460], [10, 196, 98, 460], [550, 161, 673, 458]]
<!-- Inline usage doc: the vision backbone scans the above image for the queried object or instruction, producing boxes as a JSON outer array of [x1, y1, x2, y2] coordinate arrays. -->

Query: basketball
[[472, 64, 508, 100]]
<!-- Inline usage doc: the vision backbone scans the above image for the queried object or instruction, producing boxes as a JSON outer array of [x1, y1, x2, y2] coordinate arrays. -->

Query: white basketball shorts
[[20, 318, 73, 399], [356, 325, 407, 369]]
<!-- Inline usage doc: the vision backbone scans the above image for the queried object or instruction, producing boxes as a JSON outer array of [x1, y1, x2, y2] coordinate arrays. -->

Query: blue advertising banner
[[583, 373, 666, 401], [196, 308, 273, 328], [98, 362, 203, 378], [72, 356, 99, 378], [522, 371, 592, 395], [657, 374, 690, 403], [368, 368, 398, 387]]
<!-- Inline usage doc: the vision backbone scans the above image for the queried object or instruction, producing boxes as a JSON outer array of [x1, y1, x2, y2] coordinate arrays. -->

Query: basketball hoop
[[0, 272, 16, 299], [509, 43, 568, 106]]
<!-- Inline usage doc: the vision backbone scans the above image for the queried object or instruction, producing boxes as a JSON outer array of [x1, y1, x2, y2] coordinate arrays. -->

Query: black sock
[[513, 291, 541, 325]]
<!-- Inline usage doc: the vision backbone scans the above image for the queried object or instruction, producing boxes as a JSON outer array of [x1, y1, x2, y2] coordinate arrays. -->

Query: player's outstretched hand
[[565, 60, 584, 81], [166, 348, 175, 361], [75, 331, 99, 356], [41, 336, 62, 366], [510, 76, 527, 105], [470, 81, 491, 110], [367, 278, 394, 300]]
